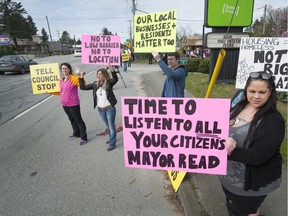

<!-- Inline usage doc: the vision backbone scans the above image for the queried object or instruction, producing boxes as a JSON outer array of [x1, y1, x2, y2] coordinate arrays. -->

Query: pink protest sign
[[81, 34, 121, 66], [121, 97, 230, 175]]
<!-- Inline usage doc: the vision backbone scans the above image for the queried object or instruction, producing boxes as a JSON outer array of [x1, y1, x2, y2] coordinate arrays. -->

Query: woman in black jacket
[[79, 67, 118, 151], [219, 71, 285, 216]]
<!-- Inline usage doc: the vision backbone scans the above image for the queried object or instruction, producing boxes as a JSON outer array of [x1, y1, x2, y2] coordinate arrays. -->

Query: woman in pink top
[[57, 63, 87, 145]]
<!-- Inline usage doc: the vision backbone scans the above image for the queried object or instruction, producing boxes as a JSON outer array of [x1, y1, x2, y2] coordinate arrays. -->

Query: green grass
[[186, 72, 287, 163]]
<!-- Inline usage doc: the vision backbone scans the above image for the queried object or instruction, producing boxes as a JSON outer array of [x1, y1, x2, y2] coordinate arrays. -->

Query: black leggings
[[222, 186, 267, 216], [63, 105, 87, 141]]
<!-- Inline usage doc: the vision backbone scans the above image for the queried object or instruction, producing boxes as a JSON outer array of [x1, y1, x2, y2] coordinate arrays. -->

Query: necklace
[[99, 87, 102, 96], [234, 116, 248, 124], [234, 106, 257, 125]]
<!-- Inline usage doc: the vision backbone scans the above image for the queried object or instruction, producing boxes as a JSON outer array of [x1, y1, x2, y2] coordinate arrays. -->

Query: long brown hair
[[96, 68, 111, 90]]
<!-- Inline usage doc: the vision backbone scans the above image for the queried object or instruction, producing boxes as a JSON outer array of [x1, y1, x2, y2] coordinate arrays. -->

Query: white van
[[74, 49, 82, 57]]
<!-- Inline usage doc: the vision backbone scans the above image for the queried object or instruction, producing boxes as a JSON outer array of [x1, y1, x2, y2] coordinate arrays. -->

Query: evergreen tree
[[76, 39, 81, 45], [0, 0, 37, 51], [41, 28, 49, 42], [60, 31, 71, 43], [26, 15, 37, 36], [102, 27, 112, 35]]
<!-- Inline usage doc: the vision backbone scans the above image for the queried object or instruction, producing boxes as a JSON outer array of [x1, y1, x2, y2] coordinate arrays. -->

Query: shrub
[[198, 57, 210, 74], [277, 92, 288, 103], [186, 58, 201, 72], [0, 46, 16, 57]]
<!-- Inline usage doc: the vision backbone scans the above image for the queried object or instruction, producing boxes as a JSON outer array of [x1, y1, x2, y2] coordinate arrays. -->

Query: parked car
[[74, 49, 82, 57], [0, 55, 38, 75]]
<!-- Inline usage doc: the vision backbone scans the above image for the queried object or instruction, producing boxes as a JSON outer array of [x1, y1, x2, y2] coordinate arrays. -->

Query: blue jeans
[[122, 61, 127, 71], [98, 106, 116, 148]]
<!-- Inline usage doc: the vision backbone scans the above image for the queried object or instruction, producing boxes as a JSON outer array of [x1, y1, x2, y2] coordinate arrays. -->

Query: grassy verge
[[186, 72, 287, 163]]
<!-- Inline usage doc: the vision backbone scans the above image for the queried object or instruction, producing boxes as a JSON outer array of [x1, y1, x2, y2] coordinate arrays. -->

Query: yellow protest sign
[[121, 52, 130, 62], [168, 170, 186, 192], [134, 10, 177, 53], [30, 63, 60, 94]]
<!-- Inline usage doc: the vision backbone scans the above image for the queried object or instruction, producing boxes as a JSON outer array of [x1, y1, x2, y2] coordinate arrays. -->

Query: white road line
[[11, 95, 53, 121]]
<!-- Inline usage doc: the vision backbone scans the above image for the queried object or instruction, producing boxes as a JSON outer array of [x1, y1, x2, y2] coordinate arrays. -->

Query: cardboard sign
[[121, 52, 130, 62], [81, 34, 121, 66], [167, 170, 187, 192], [121, 97, 230, 175], [134, 10, 177, 53], [30, 63, 60, 94], [236, 37, 288, 92]]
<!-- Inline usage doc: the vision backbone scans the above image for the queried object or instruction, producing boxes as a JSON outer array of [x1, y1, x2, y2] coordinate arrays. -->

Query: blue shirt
[[158, 60, 188, 98]]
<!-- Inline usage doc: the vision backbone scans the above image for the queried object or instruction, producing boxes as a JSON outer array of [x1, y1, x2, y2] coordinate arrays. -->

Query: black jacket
[[79, 72, 118, 108], [229, 110, 285, 191]]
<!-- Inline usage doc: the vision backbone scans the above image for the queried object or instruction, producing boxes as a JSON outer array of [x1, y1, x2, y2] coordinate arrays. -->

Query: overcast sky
[[18, 0, 286, 42]]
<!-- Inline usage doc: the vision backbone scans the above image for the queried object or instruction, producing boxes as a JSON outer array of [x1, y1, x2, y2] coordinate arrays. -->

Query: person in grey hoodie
[[152, 51, 188, 97]]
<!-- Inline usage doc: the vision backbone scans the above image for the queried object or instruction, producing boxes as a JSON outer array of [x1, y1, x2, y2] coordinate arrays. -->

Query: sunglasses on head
[[249, 72, 272, 80]]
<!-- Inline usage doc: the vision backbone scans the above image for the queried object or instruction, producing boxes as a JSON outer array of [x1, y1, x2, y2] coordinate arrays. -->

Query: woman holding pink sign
[[219, 71, 285, 216], [79, 66, 118, 151]]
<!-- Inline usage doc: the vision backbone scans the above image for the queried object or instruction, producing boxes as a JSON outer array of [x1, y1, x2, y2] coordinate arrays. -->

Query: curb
[[178, 174, 203, 216]]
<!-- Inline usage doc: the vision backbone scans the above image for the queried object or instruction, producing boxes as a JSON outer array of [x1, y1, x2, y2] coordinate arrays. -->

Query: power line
[[31, 16, 131, 21]]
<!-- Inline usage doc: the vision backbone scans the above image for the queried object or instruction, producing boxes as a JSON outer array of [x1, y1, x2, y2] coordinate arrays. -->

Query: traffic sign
[[179, 57, 188, 65]]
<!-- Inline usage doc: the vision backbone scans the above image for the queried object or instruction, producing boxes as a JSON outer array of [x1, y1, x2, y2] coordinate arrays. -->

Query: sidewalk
[[131, 62, 288, 216], [179, 166, 287, 216]]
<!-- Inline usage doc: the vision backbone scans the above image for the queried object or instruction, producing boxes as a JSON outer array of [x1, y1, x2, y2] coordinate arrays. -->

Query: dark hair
[[167, 52, 180, 60], [60, 62, 73, 75], [231, 71, 277, 146]]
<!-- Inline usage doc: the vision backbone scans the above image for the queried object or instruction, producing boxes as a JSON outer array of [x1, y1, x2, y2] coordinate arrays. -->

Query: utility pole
[[131, 0, 136, 46], [132, 0, 136, 16], [46, 15, 53, 55], [127, 20, 132, 42], [263, 4, 267, 35], [46, 16, 53, 42], [57, 30, 60, 40]]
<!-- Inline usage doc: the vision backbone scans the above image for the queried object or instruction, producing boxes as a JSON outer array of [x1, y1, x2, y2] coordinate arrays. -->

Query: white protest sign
[[236, 37, 288, 92]]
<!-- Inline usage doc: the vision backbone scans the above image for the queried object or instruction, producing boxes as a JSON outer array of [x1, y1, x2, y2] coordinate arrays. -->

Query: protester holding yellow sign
[[151, 50, 188, 191], [121, 50, 129, 71], [51, 63, 88, 146]]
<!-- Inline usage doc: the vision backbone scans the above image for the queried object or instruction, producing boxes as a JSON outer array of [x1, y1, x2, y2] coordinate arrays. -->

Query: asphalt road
[[0, 72, 48, 126], [0, 55, 90, 126], [0, 56, 183, 216]]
